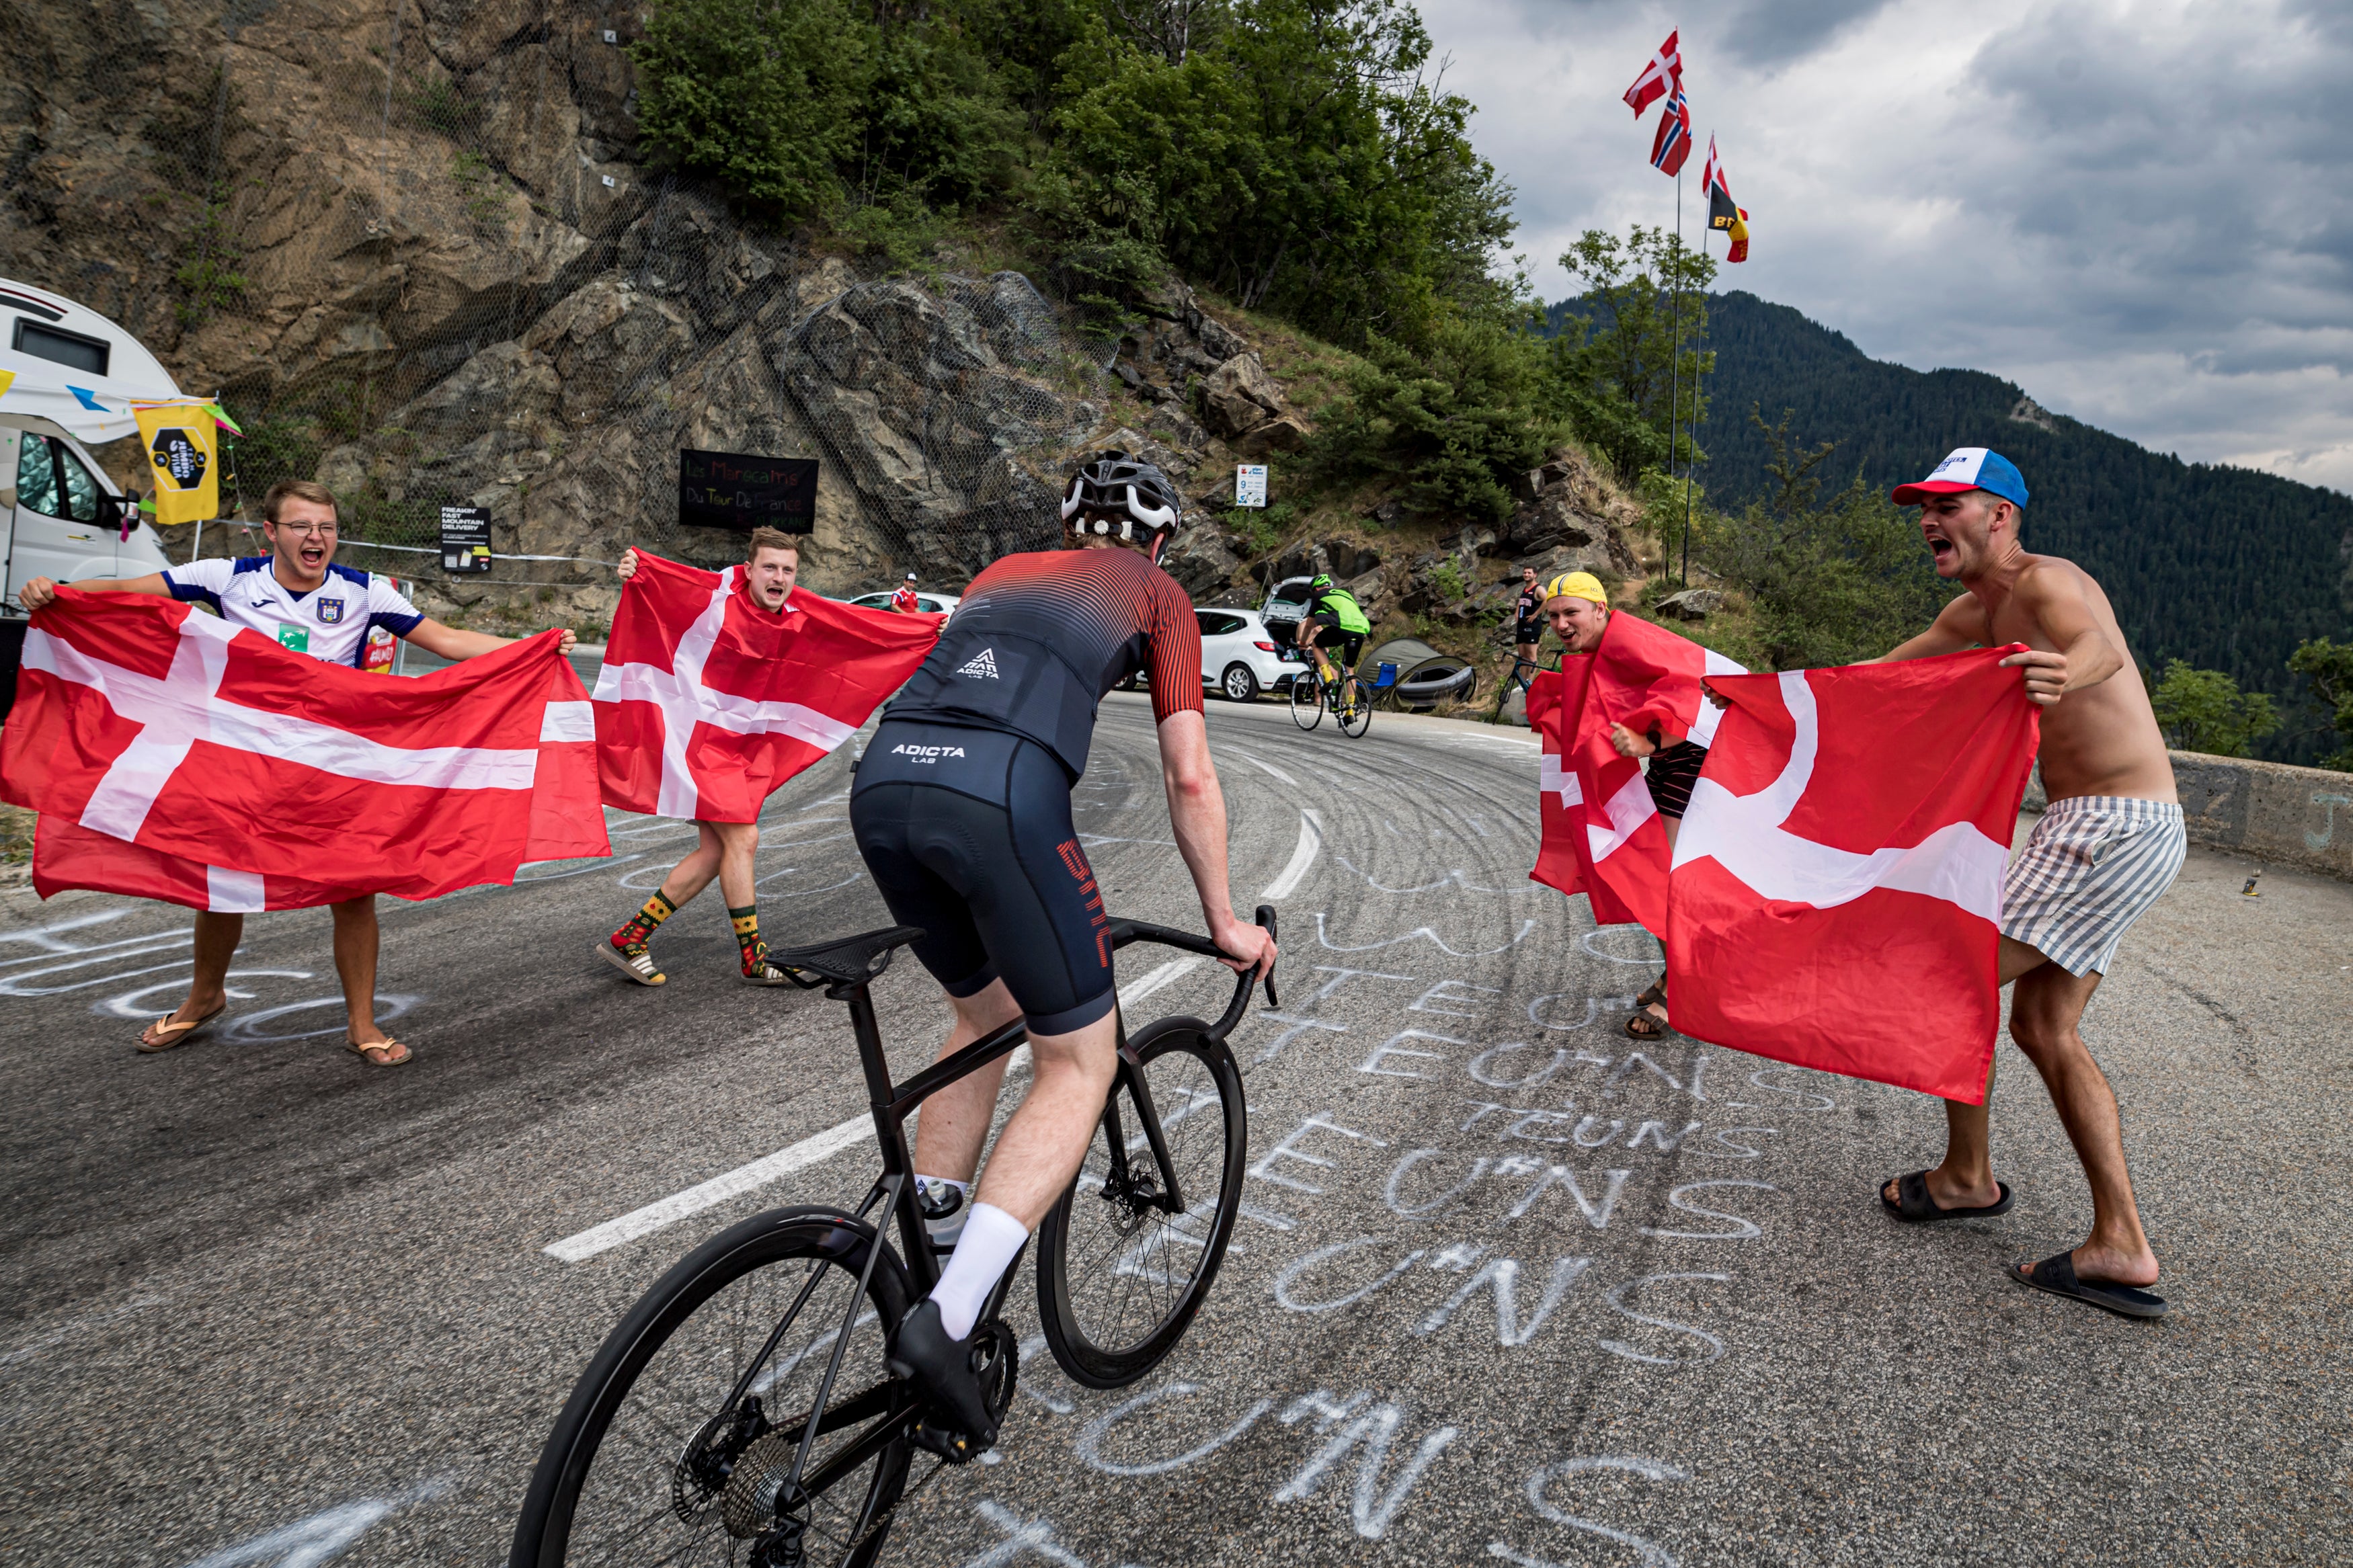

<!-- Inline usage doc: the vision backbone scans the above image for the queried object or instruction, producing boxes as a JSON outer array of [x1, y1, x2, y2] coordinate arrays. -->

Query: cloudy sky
[[1419, 0, 2353, 493]]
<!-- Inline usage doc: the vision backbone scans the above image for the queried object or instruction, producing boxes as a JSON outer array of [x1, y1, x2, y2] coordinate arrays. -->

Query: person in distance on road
[[1868, 446, 2183, 1319], [850, 449, 1275, 1454], [18, 479, 577, 1067], [1512, 565, 1545, 682], [1294, 571, 1370, 682], [890, 572, 922, 613], [598, 528, 807, 989], [1544, 571, 1702, 1039]]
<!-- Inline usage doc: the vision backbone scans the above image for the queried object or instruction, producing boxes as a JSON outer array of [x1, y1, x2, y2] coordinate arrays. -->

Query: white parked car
[[1195, 605, 1300, 702], [845, 589, 961, 616]]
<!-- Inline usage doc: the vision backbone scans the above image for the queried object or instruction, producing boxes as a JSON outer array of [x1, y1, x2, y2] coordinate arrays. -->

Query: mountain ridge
[[1550, 289, 2353, 760]]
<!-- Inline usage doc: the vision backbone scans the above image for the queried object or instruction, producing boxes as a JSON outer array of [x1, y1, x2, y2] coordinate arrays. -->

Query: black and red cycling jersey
[[885, 547, 1203, 778]]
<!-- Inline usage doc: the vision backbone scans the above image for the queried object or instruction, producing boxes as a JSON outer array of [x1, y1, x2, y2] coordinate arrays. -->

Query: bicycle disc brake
[[910, 1318, 1019, 1466], [674, 1396, 768, 1528]]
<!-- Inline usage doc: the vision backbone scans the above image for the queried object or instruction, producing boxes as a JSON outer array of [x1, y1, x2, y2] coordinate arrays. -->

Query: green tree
[[2149, 661, 2280, 757], [1313, 306, 1558, 524], [1545, 226, 1714, 479], [1693, 408, 1955, 670], [630, 0, 874, 222], [2287, 637, 2353, 770], [1048, 0, 1514, 347]]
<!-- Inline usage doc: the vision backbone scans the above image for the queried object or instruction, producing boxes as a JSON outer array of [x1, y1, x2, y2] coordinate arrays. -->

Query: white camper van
[[0, 279, 180, 613]]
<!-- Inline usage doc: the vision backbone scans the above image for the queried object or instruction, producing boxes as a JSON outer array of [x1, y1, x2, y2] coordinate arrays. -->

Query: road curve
[[0, 690, 2347, 1566]]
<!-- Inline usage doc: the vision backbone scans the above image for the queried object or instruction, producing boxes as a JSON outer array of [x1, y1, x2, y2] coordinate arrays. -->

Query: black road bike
[[509, 908, 1279, 1568], [1288, 647, 1372, 737]]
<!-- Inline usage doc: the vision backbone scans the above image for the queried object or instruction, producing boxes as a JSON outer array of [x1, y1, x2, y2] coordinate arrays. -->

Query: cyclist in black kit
[[851, 452, 1277, 1448]]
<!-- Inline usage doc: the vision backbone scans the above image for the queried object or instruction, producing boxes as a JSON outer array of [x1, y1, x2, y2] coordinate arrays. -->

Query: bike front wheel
[[1335, 676, 1373, 737], [510, 1208, 917, 1568], [1289, 675, 1324, 730], [1035, 1020, 1247, 1389]]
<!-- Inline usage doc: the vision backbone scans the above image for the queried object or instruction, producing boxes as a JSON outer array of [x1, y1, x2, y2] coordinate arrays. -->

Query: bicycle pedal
[[911, 1420, 994, 1465]]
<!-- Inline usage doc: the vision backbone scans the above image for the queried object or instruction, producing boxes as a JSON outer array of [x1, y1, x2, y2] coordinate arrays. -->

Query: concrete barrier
[[2025, 751, 2353, 878], [2167, 751, 2353, 879]]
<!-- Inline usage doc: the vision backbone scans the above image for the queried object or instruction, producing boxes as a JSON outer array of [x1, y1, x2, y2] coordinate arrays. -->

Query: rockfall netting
[[0, 0, 1122, 610]]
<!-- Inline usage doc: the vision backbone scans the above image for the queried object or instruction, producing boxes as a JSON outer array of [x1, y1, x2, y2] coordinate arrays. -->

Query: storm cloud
[[1423, 0, 2353, 491]]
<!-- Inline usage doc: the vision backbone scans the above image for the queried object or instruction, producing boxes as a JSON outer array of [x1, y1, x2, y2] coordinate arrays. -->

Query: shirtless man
[[1870, 448, 2184, 1319]]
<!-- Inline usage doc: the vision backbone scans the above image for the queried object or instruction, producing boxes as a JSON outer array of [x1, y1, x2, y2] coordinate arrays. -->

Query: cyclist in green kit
[[1293, 571, 1370, 682]]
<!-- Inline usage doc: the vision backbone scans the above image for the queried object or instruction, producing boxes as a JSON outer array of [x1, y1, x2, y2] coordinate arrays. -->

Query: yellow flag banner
[[133, 403, 220, 524]]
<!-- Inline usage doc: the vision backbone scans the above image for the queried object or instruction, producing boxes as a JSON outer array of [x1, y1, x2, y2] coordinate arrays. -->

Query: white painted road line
[[546, 1117, 877, 1263], [1226, 747, 1301, 787], [547, 958, 1220, 1264], [1261, 809, 1324, 902]]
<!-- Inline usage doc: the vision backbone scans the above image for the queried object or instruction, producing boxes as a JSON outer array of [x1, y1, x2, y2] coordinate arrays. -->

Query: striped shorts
[[2001, 796, 2187, 978]]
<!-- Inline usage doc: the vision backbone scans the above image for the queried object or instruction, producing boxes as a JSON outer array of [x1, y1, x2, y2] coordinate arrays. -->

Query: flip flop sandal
[[1624, 1007, 1670, 1040], [1880, 1169, 2013, 1223], [740, 960, 801, 987], [2012, 1252, 2169, 1319], [136, 1003, 227, 1053], [598, 938, 667, 987], [346, 1036, 411, 1067]]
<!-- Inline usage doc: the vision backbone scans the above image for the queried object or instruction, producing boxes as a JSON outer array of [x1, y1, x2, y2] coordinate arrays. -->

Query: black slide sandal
[[2012, 1253, 2169, 1319], [1880, 1169, 2013, 1223]]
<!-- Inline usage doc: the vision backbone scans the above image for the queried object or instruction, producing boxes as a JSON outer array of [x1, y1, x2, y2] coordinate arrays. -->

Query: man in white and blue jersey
[[19, 479, 577, 1066]]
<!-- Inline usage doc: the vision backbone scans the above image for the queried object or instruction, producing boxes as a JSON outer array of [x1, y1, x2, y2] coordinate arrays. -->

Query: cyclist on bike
[[1294, 571, 1369, 680], [850, 450, 1277, 1449]]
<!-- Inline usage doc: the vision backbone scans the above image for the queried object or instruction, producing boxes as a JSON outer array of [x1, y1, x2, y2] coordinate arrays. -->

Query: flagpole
[[1666, 166, 1683, 586], [1682, 225, 1704, 586]]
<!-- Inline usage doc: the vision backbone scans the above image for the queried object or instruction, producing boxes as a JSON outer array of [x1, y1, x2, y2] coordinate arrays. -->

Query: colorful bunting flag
[[132, 403, 221, 526]]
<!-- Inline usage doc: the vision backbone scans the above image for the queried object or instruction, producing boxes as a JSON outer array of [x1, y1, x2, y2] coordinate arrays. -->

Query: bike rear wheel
[[510, 1208, 917, 1568], [1035, 1020, 1247, 1389], [1335, 676, 1373, 737], [1289, 675, 1324, 731]]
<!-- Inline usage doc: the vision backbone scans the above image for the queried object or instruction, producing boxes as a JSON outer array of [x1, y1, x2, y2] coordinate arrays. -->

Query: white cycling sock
[[927, 1202, 1028, 1341]]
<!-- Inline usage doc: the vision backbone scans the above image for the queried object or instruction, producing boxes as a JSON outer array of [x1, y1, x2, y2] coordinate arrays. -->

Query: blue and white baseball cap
[[1891, 448, 2030, 509]]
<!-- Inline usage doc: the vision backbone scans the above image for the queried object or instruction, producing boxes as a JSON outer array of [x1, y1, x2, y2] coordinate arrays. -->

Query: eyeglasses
[[274, 521, 340, 537]]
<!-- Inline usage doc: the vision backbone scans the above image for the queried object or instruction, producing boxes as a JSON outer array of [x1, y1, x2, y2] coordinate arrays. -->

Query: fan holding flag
[[6, 479, 595, 1067]]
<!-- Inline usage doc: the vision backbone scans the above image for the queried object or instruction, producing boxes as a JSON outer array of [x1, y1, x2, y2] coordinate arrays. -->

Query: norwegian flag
[[1665, 648, 2040, 1104], [594, 550, 942, 823], [0, 588, 606, 911], [1649, 86, 1694, 177], [1622, 30, 1683, 116]]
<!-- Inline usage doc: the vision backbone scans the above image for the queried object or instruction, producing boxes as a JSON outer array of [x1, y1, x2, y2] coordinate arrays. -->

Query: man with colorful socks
[[598, 530, 804, 987]]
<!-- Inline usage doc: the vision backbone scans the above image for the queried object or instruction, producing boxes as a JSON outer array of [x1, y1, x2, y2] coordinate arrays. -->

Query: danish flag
[[594, 550, 942, 823], [1665, 649, 2040, 1104], [1528, 613, 1743, 936], [1622, 30, 1683, 116], [0, 588, 606, 910]]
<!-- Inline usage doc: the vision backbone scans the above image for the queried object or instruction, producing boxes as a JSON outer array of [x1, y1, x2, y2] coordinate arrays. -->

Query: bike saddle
[[765, 924, 927, 985]]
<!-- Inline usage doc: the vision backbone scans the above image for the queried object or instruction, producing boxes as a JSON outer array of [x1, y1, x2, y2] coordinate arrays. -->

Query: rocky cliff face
[[0, 0, 1624, 633]]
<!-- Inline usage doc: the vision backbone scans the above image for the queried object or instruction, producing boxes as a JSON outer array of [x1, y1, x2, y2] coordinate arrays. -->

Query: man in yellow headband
[[1541, 571, 1702, 1038]]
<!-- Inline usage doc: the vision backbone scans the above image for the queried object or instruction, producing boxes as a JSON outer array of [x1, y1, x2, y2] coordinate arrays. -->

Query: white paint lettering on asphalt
[[173, 1474, 454, 1568], [1260, 808, 1324, 901]]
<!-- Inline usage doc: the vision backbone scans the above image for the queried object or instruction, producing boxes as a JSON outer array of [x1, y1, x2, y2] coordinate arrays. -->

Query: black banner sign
[[678, 450, 817, 534], [440, 504, 492, 573]]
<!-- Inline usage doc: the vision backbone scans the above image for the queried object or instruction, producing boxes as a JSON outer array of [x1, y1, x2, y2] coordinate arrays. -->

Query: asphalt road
[[1, 691, 2347, 1567]]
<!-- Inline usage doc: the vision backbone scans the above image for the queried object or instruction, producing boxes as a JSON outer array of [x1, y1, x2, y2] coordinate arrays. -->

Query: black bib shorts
[[850, 718, 1117, 1036]]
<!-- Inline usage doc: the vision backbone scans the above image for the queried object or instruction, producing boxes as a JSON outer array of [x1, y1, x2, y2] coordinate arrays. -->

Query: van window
[[15, 434, 62, 518], [13, 319, 110, 376], [55, 442, 102, 524]]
